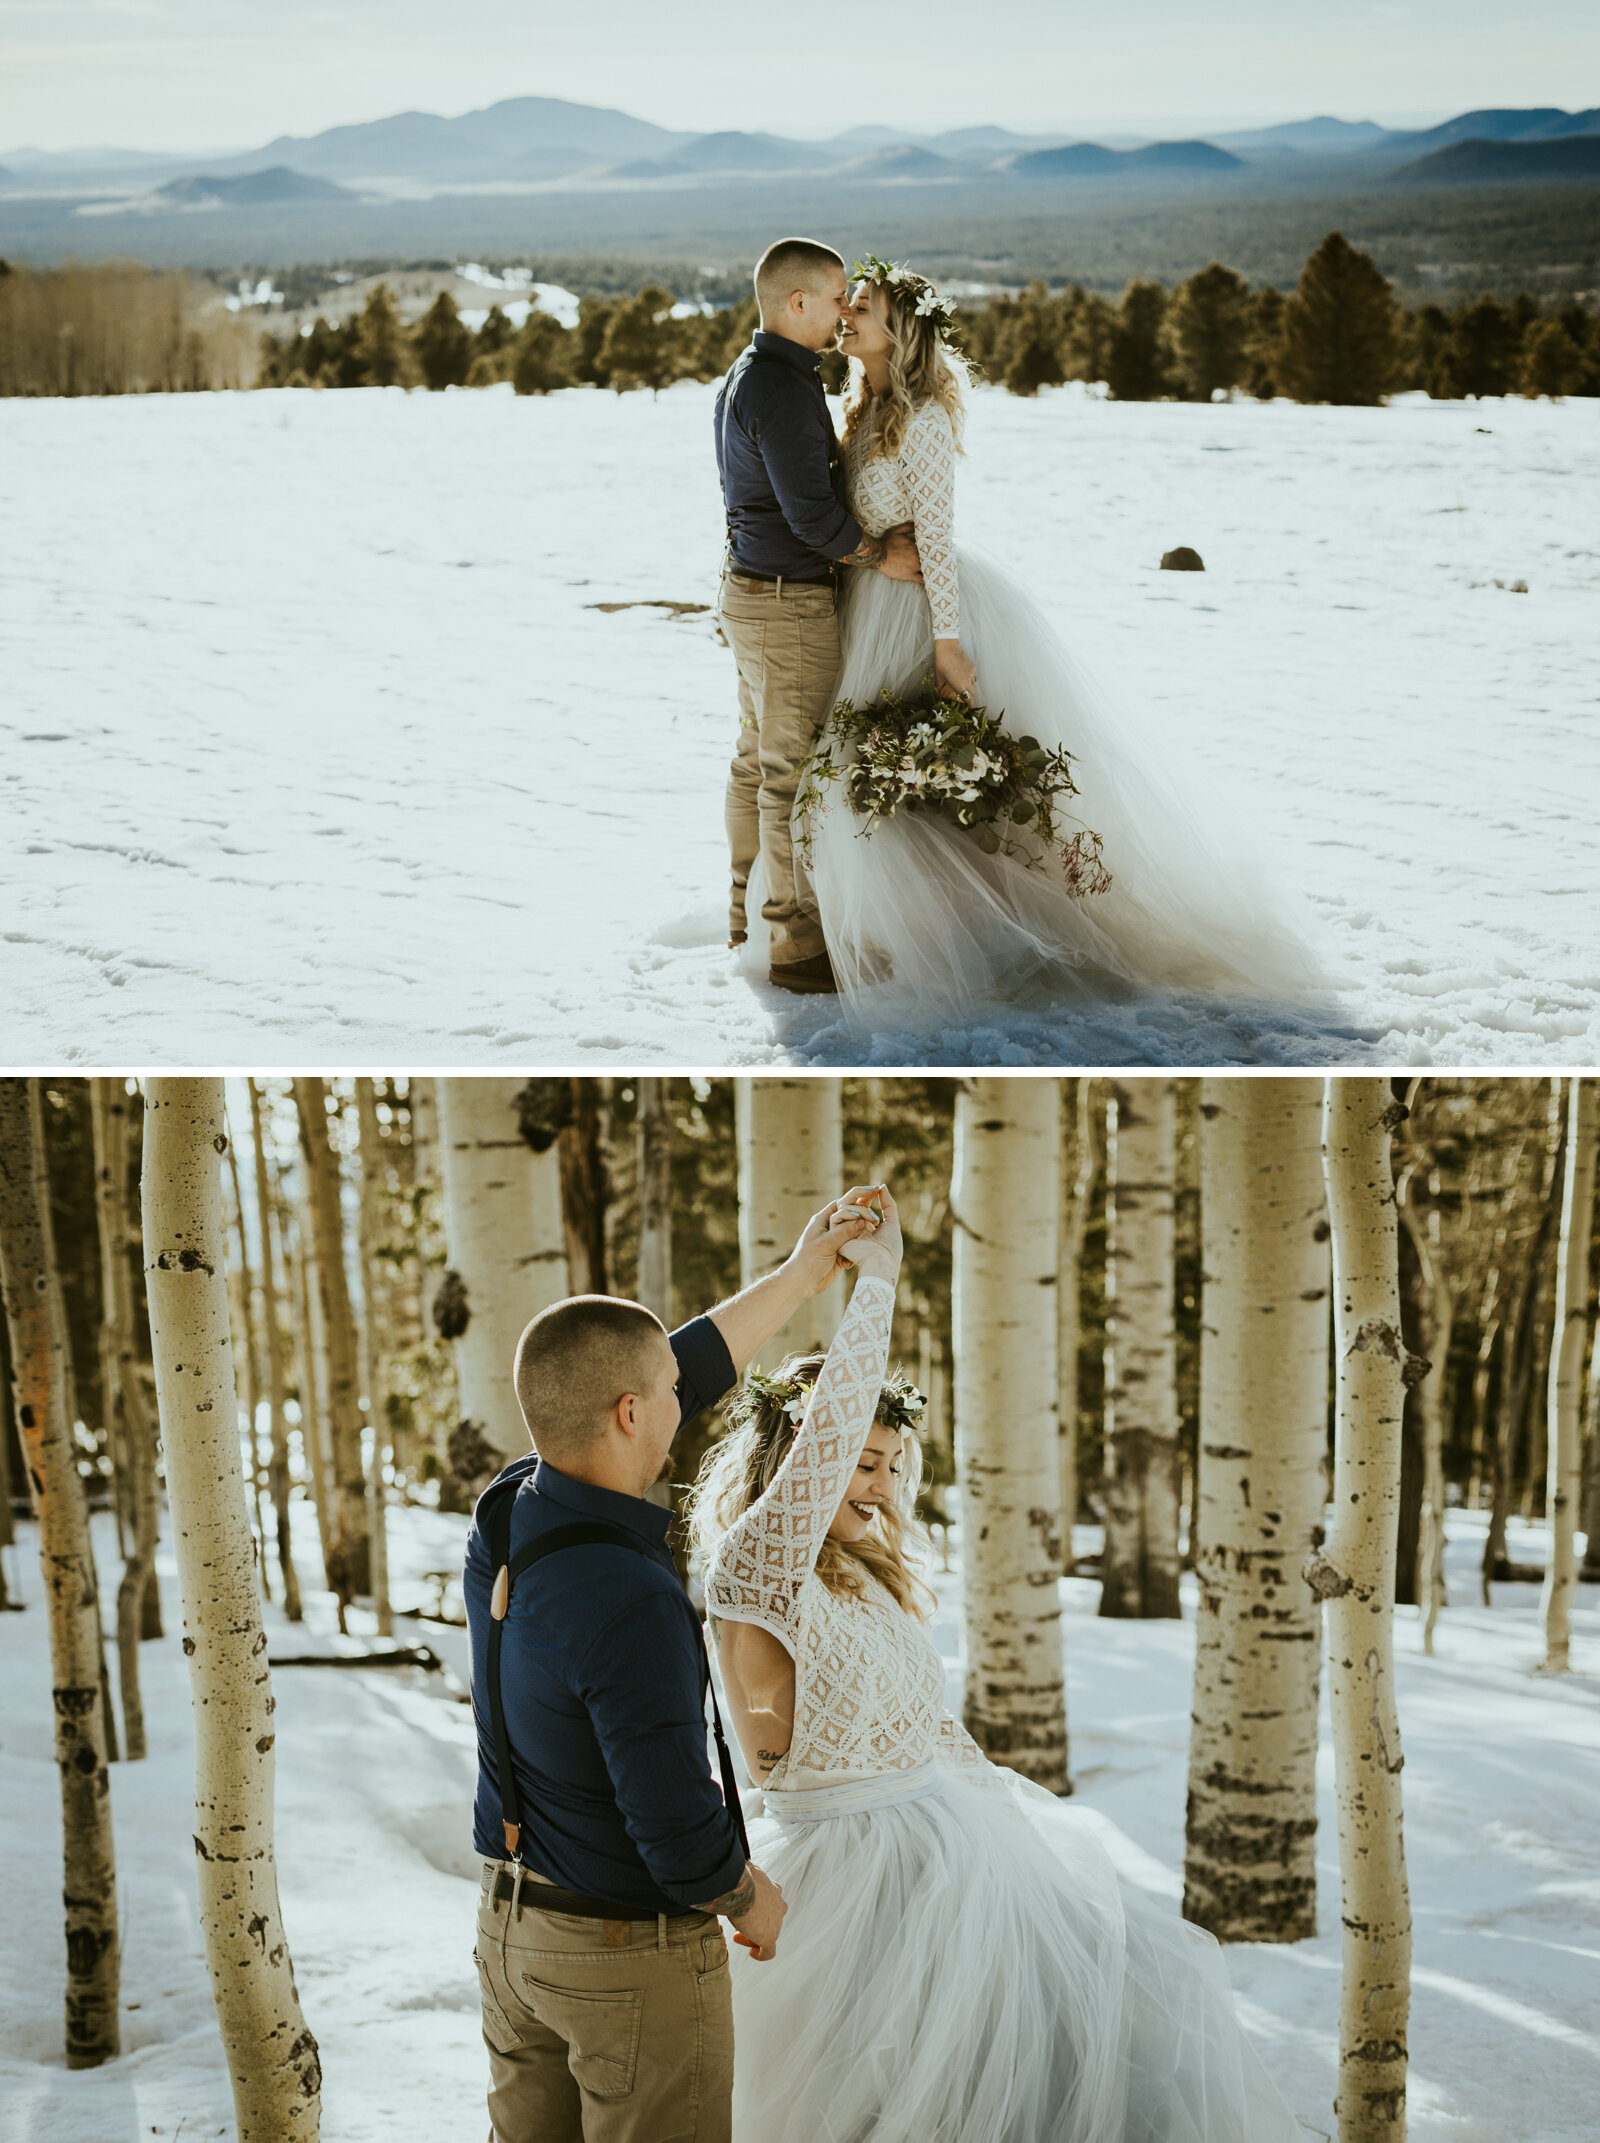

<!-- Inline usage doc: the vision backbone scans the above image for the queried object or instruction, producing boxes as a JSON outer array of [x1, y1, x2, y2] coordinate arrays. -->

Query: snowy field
[[3, 1500, 1597, 2143], [2, 383, 1598, 1069]]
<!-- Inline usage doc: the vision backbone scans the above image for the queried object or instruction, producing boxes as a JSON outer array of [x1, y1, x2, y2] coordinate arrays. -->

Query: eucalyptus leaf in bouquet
[[795, 681, 1112, 898]]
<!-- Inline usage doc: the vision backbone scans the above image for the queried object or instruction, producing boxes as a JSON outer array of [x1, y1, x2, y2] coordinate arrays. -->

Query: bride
[[800, 260, 1321, 1017], [689, 1186, 1306, 2143]]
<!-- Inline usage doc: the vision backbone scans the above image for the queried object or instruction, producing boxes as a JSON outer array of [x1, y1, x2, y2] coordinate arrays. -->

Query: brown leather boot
[[768, 951, 838, 995]]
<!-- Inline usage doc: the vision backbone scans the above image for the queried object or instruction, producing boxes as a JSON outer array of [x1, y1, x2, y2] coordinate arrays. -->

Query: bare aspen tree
[[288, 1204, 333, 1588], [1312, 1079, 1414, 2143], [952, 1078, 1069, 1790], [1184, 1078, 1327, 1944], [141, 1078, 321, 2140], [224, 1130, 271, 1597], [0, 1078, 122, 2067], [438, 1078, 568, 1462], [1540, 1076, 1597, 1673], [293, 1078, 370, 1596], [354, 1079, 393, 1638], [636, 1078, 673, 1322], [1101, 1078, 1181, 1619], [1058, 1079, 1098, 1571], [249, 1081, 301, 1621], [736, 1077, 844, 1370], [91, 1077, 162, 1759]]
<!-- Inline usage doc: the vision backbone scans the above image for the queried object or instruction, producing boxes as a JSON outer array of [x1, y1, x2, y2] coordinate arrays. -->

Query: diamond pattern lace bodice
[[707, 1272, 985, 1788], [842, 400, 961, 641]]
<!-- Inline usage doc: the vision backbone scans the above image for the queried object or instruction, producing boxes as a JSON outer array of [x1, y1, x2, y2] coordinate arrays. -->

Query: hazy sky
[[4, 0, 1596, 152]]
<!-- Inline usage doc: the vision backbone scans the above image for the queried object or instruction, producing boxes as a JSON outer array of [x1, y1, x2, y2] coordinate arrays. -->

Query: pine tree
[[1520, 317, 1587, 399], [1105, 280, 1173, 401], [413, 290, 471, 392], [575, 297, 617, 386], [1274, 233, 1400, 407], [355, 282, 405, 388], [1168, 263, 1252, 400], [1447, 295, 1521, 398], [1245, 286, 1286, 398], [999, 281, 1067, 397], [510, 311, 574, 395], [600, 284, 681, 396], [1065, 292, 1116, 386]]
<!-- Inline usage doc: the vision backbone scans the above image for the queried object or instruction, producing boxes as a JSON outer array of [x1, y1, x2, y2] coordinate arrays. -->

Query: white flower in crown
[[783, 1395, 807, 1422], [914, 290, 940, 318]]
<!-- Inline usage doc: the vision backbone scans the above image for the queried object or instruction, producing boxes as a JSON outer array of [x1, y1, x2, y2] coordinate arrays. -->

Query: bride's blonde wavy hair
[[686, 1351, 935, 1618], [842, 271, 976, 464]]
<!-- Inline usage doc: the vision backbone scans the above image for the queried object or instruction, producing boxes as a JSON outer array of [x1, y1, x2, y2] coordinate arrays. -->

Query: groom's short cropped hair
[[755, 237, 846, 317], [514, 1295, 671, 1459]]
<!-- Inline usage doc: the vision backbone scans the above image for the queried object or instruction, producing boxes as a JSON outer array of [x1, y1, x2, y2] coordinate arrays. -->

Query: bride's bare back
[[713, 1616, 795, 1785]]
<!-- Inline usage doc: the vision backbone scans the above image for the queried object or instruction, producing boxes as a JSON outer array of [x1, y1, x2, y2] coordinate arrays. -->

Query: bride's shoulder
[[906, 397, 955, 440]]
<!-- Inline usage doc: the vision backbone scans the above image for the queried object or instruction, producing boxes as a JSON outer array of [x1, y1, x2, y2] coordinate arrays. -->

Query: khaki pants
[[719, 571, 840, 967], [474, 1867, 732, 2143]]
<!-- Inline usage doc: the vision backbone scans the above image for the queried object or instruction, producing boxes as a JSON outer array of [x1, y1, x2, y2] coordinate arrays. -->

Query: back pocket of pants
[[519, 1977, 644, 2099]]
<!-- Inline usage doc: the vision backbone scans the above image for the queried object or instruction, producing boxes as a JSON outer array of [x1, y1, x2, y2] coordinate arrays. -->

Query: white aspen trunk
[[952, 1078, 1069, 1791], [1058, 1079, 1098, 1572], [141, 1078, 322, 2140], [292, 1079, 370, 1597], [249, 1081, 302, 1622], [1184, 1078, 1327, 1944], [0, 1078, 122, 2067], [1540, 1075, 1597, 1672], [735, 1076, 844, 1371], [354, 1079, 393, 1637], [1101, 1078, 1181, 1619], [437, 1078, 568, 1461], [92, 1077, 164, 1757], [288, 1205, 333, 1588], [635, 1078, 673, 1323], [1397, 1202, 1454, 1661], [224, 1133, 271, 1600], [1314, 1079, 1413, 2143]]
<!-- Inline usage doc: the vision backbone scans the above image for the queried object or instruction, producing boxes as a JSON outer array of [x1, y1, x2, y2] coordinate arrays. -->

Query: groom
[[464, 1189, 879, 2142], [714, 235, 923, 994]]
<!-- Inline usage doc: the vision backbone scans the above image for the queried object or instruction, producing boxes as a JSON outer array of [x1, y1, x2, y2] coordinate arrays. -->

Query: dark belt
[[725, 566, 836, 589], [484, 1866, 701, 1922]]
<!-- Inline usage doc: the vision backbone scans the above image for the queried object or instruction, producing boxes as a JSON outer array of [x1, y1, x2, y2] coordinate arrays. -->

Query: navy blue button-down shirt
[[464, 1314, 744, 1914], [714, 331, 863, 581]]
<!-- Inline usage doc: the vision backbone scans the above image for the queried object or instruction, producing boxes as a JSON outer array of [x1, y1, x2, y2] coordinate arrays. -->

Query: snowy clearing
[[2, 383, 1597, 1068], [2, 1502, 1597, 2142]]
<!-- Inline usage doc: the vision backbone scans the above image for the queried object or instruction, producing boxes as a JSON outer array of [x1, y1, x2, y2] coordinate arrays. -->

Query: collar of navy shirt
[[478, 1454, 751, 1919]]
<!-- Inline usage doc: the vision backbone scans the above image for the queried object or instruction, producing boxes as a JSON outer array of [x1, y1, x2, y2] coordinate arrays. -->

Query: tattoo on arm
[[844, 532, 887, 568], [694, 1866, 755, 1919]]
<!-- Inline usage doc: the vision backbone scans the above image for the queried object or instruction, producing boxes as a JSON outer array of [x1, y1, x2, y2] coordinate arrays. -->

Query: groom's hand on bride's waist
[[846, 522, 922, 583]]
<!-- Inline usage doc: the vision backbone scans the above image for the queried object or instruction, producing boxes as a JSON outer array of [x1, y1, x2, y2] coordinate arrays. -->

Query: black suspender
[[481, 1484, 751, 1874]]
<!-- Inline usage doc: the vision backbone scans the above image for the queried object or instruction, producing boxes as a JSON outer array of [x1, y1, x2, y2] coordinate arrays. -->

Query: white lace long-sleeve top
[[842, 400, 961, 642], [706, 1272, 985, 1788]]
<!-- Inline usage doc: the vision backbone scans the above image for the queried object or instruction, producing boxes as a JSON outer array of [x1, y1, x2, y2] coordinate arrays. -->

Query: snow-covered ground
[[2, 1498, 1596, 2142], [2, 382, 1597, 1067]]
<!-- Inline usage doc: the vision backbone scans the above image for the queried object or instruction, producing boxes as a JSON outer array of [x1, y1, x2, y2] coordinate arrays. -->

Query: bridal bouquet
[[795, 684, 1113, 898]]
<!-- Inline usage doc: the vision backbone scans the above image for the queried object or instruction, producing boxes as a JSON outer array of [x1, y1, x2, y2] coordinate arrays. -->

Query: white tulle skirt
[[729, 1761, 1305, 2143], [804, 549, 1323, 1020]]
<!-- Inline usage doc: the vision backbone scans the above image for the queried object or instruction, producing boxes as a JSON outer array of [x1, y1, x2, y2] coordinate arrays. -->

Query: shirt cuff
[[670, 1314, 737, 1428], [657, 1827, 747, 1913], [818, 515, 865, 563]]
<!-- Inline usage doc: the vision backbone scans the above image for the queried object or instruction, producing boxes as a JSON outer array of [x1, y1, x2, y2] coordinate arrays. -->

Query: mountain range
[[5, 96, 1598, 197]]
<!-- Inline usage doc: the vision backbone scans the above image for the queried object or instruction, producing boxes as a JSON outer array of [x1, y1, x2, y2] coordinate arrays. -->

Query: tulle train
[[729, 1761, 1306, 2143], [804, 548, 1323, 1020]]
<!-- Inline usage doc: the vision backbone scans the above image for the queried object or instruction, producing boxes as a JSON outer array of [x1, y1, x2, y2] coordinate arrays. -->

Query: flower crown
[[743, 1361, 928, 1440], [852, 255, 959, 345]]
